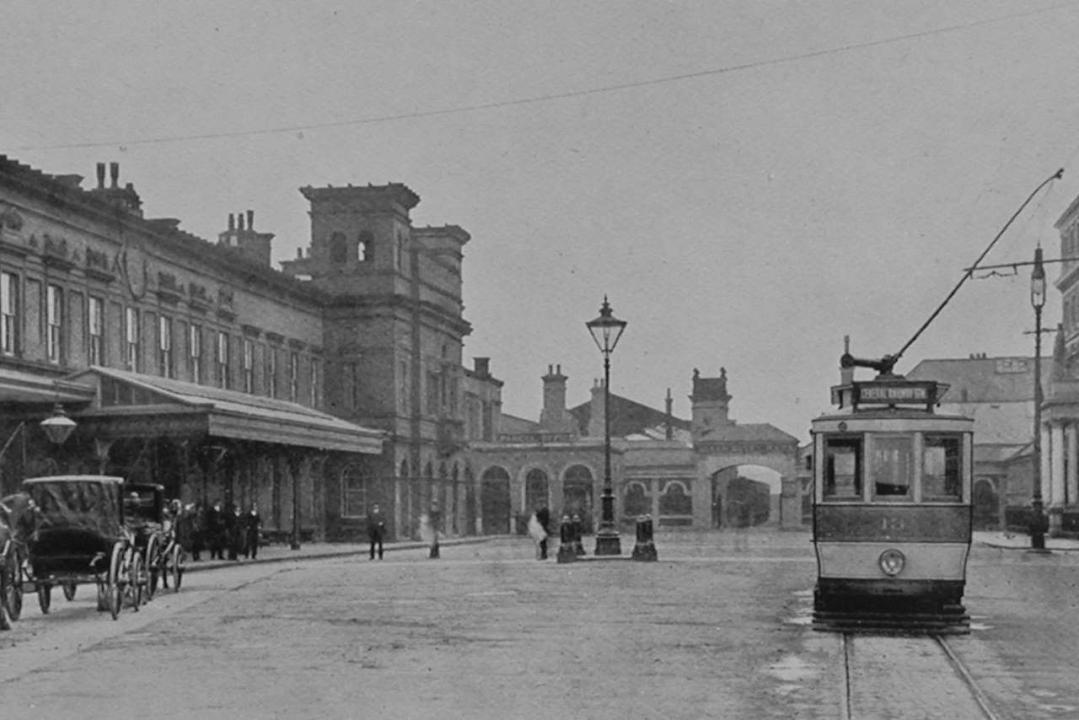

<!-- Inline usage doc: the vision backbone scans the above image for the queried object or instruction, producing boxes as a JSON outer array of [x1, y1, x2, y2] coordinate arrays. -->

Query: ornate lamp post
[[586, 296, 627, 556], [1030, 246, 1048, 551], [40, 403, 76, 445]]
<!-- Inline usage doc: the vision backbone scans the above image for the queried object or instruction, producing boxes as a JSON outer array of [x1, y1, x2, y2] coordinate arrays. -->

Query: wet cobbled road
[[1, 530, 1077, 719]]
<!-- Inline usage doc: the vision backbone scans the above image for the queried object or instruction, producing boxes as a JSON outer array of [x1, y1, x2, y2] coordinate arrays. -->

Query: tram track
[[839, 632, 1000, 720]]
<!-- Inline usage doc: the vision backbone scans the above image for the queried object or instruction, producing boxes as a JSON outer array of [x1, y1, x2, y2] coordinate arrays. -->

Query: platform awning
[[65, 367, 384, 455], [0, 367, 96, 405]]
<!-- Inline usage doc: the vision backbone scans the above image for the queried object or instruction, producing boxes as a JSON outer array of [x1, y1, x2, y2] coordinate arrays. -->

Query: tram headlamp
[[878, 549, 906, 576]]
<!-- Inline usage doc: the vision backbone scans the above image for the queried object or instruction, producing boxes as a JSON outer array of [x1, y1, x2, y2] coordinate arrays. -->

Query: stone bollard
[[632, 514, 658, 561], [556, 514, 577, 564]]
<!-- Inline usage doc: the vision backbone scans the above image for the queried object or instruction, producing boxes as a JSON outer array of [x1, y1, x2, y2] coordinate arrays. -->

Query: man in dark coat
[[244, 504, 262, 560], [207, 501, 225, 560], [366, 503, 386, 560]]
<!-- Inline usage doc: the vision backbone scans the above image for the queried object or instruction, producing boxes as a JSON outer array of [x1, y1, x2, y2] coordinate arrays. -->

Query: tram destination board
[[831, 380, 943, 410]]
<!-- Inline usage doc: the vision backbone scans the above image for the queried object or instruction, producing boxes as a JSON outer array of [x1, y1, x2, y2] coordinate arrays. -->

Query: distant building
[[470, 365, 800, 533]]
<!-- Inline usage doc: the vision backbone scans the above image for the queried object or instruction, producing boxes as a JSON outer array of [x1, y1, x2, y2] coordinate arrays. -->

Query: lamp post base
[[594, 530, 622, 556]]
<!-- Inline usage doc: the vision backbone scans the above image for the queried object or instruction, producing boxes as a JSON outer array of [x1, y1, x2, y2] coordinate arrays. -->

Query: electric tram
[[811, 347, 974, 634]]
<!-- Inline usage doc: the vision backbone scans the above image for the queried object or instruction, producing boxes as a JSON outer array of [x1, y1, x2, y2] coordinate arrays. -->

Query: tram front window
[[871, 436, 913, 500], [824, 437, 862, 499], [923, 434, 963, 500]]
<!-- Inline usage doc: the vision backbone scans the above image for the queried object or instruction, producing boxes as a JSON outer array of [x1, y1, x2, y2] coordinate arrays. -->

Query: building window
[[350, 362, 360, 409], [310, 358, 320, 407], [289, 351, 299, 402], [88, 296, 103, 365], [427, 370, 439, 415], [216, 331, 230, 389], [1, 272, 17, 356], [46, 284, 63, 364], [329, 232, 348, 265], [399, 360, 408, 411], [189, 323, 202, 383], [340, 465, 371, 518], [359, 230, 374, 262], [124, 307, 139, 370], [267, 347, 277, 398], [158, 315, 173, 378], [243, 339, 254, 393]]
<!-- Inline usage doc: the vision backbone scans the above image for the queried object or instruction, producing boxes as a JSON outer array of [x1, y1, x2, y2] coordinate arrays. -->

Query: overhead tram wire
[[10, 1, 1078, 153], [883, 169, 1064, 374]]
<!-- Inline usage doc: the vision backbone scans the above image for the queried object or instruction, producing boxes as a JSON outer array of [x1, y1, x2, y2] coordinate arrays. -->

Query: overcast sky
[[5, 1, 1079, 441]]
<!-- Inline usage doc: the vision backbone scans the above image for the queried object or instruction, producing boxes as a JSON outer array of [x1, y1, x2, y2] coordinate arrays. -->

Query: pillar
[[1050, 423, 1066, 535], [1067, 423, 1079, 507]]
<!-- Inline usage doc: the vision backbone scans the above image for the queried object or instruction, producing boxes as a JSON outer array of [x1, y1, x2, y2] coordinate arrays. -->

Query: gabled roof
[[906, 356, 1049, 403], [695, 422, 798, 445], [67, 367, 383, 454], [568, 393, 691, 439]]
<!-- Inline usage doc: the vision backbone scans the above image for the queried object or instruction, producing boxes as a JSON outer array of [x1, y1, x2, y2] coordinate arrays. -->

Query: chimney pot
[[296, 247, 303, 259], [228, 213, 235, 231], [109, 162, 119, 188], [247, 210, 254, 230], [96, 163, 105, 189]]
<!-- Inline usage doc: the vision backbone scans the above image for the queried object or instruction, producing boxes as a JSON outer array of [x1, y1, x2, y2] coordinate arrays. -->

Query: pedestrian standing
[[366, 503, 386, 560], [244, 504, 262, 559], [189, 502, 205, 561], [427, 501, 442, 559], [536, 506, 551, 560], [528, 510, 548, 560], [208, 501, 225, 560]]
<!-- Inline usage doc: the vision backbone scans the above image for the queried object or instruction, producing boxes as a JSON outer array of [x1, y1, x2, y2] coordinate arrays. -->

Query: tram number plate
[[881, 516, 907, 533]]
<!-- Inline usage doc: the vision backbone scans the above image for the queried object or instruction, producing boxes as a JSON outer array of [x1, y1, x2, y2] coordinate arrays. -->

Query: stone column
[[1050, 423, 1066, 535], [1068, 423, 1079, 507]]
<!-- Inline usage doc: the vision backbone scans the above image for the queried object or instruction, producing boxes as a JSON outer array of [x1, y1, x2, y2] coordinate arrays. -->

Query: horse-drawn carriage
[[17, 476, 145, 621], [124, 482, 184, 598]]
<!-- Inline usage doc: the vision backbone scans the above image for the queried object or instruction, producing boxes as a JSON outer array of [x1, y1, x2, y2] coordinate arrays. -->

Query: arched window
[[525, 468, 549, 512], [624, 482, 650, 517], [359, 231, 374, 262], [329, 232, 348, 265]]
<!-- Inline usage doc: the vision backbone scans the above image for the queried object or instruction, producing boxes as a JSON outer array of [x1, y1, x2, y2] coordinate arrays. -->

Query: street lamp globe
[[1031, 246, 1046, 310], [587, 296, 628, 356], [40, 403, 76, 445]]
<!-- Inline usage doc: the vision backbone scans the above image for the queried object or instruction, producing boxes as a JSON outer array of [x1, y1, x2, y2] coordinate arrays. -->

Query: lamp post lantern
[[586, 296, 627, 556], [40, 403, 76, 445], [1030, 246, 1048, 551]]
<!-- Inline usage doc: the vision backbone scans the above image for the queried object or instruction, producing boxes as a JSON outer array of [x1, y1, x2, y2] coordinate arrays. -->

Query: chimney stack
[[246, 209, 254, 230], [109, 162, 119, 188], [228, 213, 235, 231], [96, 163, 105, 189], [237, 211, 245, 231]]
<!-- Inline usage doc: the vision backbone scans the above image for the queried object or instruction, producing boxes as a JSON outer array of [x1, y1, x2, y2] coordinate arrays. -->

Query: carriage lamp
[[40, 403, 76, 445], [586, 296, 627, 556], [1030, 246, 1049, 551], [878, 548, 906, 576]]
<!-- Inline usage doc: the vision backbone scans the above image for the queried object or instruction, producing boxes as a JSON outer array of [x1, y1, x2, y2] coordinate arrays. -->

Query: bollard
[[556, 514, 577, 564], [632, 514, 657, 561]]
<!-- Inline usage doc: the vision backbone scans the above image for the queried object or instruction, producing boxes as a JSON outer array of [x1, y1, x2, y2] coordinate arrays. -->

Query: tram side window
[[871, 436, 913, 500], [824, 437, 862, 499], [923, 434, 963, 500]]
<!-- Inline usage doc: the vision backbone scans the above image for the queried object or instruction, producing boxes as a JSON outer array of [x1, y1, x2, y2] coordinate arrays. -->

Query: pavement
[[181, 527, 1079, 574]]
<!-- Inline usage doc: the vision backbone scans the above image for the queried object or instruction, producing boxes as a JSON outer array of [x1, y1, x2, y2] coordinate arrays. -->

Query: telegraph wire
[[10, 1, 1078, 153]]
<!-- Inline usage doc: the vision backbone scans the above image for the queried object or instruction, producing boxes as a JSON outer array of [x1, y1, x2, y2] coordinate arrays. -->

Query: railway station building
[[0, 155, 492, 543]]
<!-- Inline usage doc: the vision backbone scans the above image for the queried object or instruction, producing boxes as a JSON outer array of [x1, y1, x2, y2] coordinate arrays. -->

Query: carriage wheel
[[145, 536, 159, 601], [10, 550, 24, 620], [62, 582, 77, 601], [2, 548, 21, 622], [125, 552, 143, 611], [0, 565, 12, 631], [169, 543, 184, 592], [37, 582, 51, 614], [107, 542, 124, 620], [96, 581, 109, 612]]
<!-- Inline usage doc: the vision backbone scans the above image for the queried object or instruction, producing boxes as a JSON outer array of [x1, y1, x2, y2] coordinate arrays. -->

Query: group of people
[[174, 501, 262, 562]]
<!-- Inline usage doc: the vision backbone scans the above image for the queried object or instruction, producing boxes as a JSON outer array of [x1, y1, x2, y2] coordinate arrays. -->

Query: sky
[[4, 0, 1079, 442]]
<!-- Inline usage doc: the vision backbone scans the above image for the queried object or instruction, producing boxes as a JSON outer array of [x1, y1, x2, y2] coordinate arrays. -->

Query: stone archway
[[711, 465, 782, 527], [480, 466, 511, 535]]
